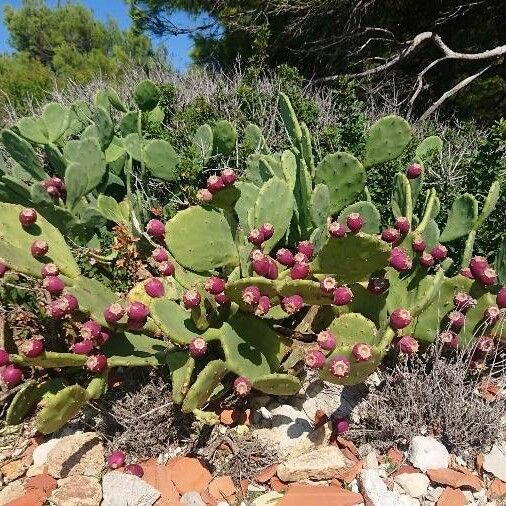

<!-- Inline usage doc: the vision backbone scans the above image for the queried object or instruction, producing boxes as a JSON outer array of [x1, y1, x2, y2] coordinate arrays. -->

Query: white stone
[[483, 443, 506, 482], [180, 491, 206, 506], [101, 471, 160, 506], [409, 436, 449, 472], [251, 491, 283, 506], [360, 469, 419, 506], [364, 451, 379, 469], [425, 486, 444, 502], [0, 479, 25, 505], [32, 438, 61, 467], [463, 490, 475, 503], [394, 472, 430, 498]]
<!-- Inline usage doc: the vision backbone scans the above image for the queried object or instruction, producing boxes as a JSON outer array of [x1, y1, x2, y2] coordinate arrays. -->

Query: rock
[[277, 445, 350, 482], [102, 471, 161, 506], [0, 459, 28, 483], [298, 380, 343, 419], [426, 468, 483, 491], [436, 487, 467, 505], [360, 469, 419, 506], [208, 475, 236, 501], [140, 458, 180, 504], [364, 451, 379, 469], [251, 491, 284, 505], [50, 476, 101, 506], [45, 432, 104, 478], [167, 457, 212, 494], [32, 438, 60, 468], [0, 479, 25, 505], [463, 490, 474, 503], [488, 478, 506, 498], [255, 464, 278, 483], [180, 491, 206, 506], [394, 472, 430, 498], [387, 447, 404, 467], [277, 485, 364, 505], [426, 486, 445, 502], [483, 443, 506, 482], [409, 436, 449, 472]]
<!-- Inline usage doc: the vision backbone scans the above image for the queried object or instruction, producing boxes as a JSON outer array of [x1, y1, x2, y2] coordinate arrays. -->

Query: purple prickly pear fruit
[[158, 261, 175, 277], [20, 338, 44, 358], [0, 262, 7, 278], [440, 330, 458, 348], [62, 293, 79, 313], [367, 276, 389, 295], [242, 286, 261, 306], [250, 250, 270, 276], [389, 247, 412, 272], [266, 258, 278, 280], [290, 262, 310, 280], [476, 267, 497, 287], [81, 320, 102, 340], [41, 263, 59, 278], [460, 267, 474, 279], [305, 350, 325, 369], [394, 217, 410, 235], [255, 296, 271, 316], [43, 275, 65, 294], [183, 290, 201, 309], [124, 464, 144, 477], [86, 353, 108, 373], [276, 248, 295, 267], [1, 365, 23, 388], [72, 340, 94, 355], [497, 287, 506, 309], [107, 451, 126, 469], [328, 356, 351, 378], [19, 208, 37, 227], [127, 301, 150, 320], [406, 162, 423, 179], [397, 335, 419, 354], [146, 219, 165, 239], [320, 276, 337, 295], [104, 303, 125, 323], [419, 252, 434, 268], [281, 294, 304, 314], [333, 285, 353, 306], [297, 241, 314, 259], [389, 308, 412, 329], [144, 278, 165, 298], [45, 184, 60, 197], [333, 418, 349, 435], [381, 228, 400, 244], [189, 337, 208, 358], [0, 349, 10, 367], [476, 335, 494, 353], [293, 252, 308, 264], [328, 221, 346, 238], [260, 222, 274, 240], [205, 276, 226, 295], [352, 343, 372, 362], [453, 292, 473, 312], [31, 240, 48, 257], [221, 168, 237, 185], [411, 235, 426, 253], [127, 318, 147, 331], [317, 330, 336, 350], [233, 376, 252, 397], [248, 228, 265, 246], [431, 244, 448, 261], [469, 256, 489, 278], [48, 298, 70, 319], [97, 329, 110, 346], [346, 213, 363, 233], [448, 310, 465, 330], [48, 176, 65, 192], [151, 247, 168, 263], [197, 188, 213, 203], [207, 175, 225, 194], [484, 306, 501, 324], [214, 292, 230, 306]]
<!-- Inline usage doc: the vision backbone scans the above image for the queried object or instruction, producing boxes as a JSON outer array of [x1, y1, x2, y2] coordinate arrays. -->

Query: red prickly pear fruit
[[158, 261, 175, 277], [352, 343, 372, 362], [460, 267, 474, 279], [81, 320, 102, 340], [484, 306, 501, 324], [448, 310, 465, 330], [251, 250, 270, 276], [476, 267, 497, 287], [45, 184, 60, 197], [107, 451, 125, 469], [290, 262, 310, 280], [440, 330, 458, 348], [124, 464, 144, 477], [242, 286, 261, 306], [151, 247, 168, 263], [221, 168, 237, 185], [19, 208, 37, 226], [255, 296, 271, 316], [233, 376, 252, 397], [411, 235, 426, 253], [320, 276, 337, 295], [260, 222, 274, 240], [127, 301, 150, 320], [497, 287, 506, 309], [297, 241, 314, 259], [183, 290, 201, 309], [207, 175, 225, 194], [248, 228, 265, 246], [48, 298, 69, 319], [0, 262, 8, 278], [396, 335, 419, 354], [146, 219, 165, 239], [367, 276, 389, 295], [41, 263, 59, 278], [0, 348, 10, 367], [42, 275, 65, 294], [62, 293, 79, 313], [31, 240, 48, 257], [196, 188, 213, 203], [333, 418, 349, 435], [328, 221, 346, 238], [431, 244, 448, 261], [1, 365, 23, 387], [97, 329, 110, 346], [72, 340, 94, 355], [394, 217, 410, 235], [469, 256, 489, 278], [104, 303, 125, 323], [266, 258, 278, 280], [305, 350, 325, 369], [476, 335, 494, 353], [20, 338, 45, 358], [144, 278, 165, 298], [419, 252, 434, 268], [276, 248, 295, 267], [389, 247, 412, 272], [406, 162, 423, 179], [205, 276, 226, 295], [453, 292, 473, 312], [281, 294, 304, 314], [47, 176, 64, 192], [333, 285, 353, 306], [389, 308, 412, 329], [317, 330, 336, 350], [86, 353, 108, 373], [214, 292, 230, 306], [189, 337, 208, 358], [381, 228, 400, 244], [328, 356, 351, 378], [346, 213, 364, 233], [127, 317, 147, 331]]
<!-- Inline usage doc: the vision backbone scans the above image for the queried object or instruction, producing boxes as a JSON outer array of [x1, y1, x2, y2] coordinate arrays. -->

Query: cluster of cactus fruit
[[0, 91, 505, 435]]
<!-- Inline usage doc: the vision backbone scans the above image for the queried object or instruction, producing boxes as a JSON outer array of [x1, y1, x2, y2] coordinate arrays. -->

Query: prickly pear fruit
[[411, 235, 426, 253], [183, 290, 201, 309], [406, 163, 423, 179], [448, 310, 465, 330], [19, 208, 37, 227], [1, 365, 23, 387], [470, 256, 489, 278], [49, 298, 70, 319], [72, 340, 94, 355], [152, 247, 168, 263], [260, 223, 274, 240], [281, 294, 304, 314], [146, 219, 165, 239], [476, 335, 494, 353], [127, 301, 150, 320], [248, 228, 265, 246], [104, 303, 125, 323], [320, 276, 337, 295], [86, 354, 108, 373], [124, 464, 144, 477], [394, 217, 410, 235], [346, 213, 364, 233], [207, 175, 225, 194], [0, 262, 7, 277], [266, 258, 278, 280], [41, 263, 59, 277], [43, 276, 65, 294], [333, 418, 349, 434], [328, 221, 346, 238], [431, 244, 448, 261], [396, 335, 419, 354], [144, 278, 165, 298], [333, 285, 353, 306], [460, 267, 473, 279], [389, 247, 412, 272], [297, 241, 314, 260], [352, 343, 372, 362], [0, 348, 10, 366], [390, 308, 412, 329], [221, 168, 237, 185], [476, 268, 497, 287], [62, 293, 79, 312], [291, 262, 310, 280], [382, 228, 400, 244], [419, 252, 434, 268], [251, 250, 270, 276], [81, 320, 102, 341], [242, 286, 261, 306], [31, 240, 48, 257], [255, 296, 271, 316], [328, 356, 351, 378], [305, 350, 325, 369], [189, 337, 208, 358], [440, 330, 458, 348], [158, 261, 175, 277], [276, 248, 295, 267], [453, 292, 473, 312], [317, 330, 336, 350], [484, 306, 501, 324], [497, 287, 506, 309], [197, 188, 213, 203], [107, 451, 125, 469], [214, 292, 230, 305], [205, 277, 226, 295], [234, 376, 252, 397], [20, 338, 45, 358]]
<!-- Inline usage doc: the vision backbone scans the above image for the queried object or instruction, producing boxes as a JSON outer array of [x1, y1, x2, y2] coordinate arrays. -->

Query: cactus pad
[[252, 373, 301, 395], [338, 201, 381, 234], [134, 80, 160, 111], [310, 184, 330, 229], [167, 351, 195, 404], [440, 194, 478, 243], [213, 120, 237, 156], [143, 139, 179, 181]]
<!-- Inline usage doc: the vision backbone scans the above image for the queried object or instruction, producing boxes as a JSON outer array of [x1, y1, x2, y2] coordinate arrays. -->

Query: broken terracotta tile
[[167, 456, 212, 494], [141, 458, 180, 505], [208, 475, 236, 501], [426, 468, 482, 491], [278, 485, 364, 506], [255, 463, 278, 483], [436, 487, 467, 506], [488, 478, 506, 498]]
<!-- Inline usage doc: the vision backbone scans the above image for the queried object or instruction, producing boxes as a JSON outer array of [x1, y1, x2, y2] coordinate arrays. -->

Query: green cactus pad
[[165, 206, 239, 272], [127, 277, 182, 307], [213, 120, 237, 156], [244, 123, 266, 153], [17, 117, 49, 145], [315, 152, 366, 214], [44, 144, 67, 177], [348, 283, 388, 328], [119, 111, 138, 136], [415, 136, 443, 161], [97, 195, 129, 225], [421, 220, 440, 251], [391, 173, 413, 220], [279, 93, 302, 145], [281, 150, 297, 192], [1, 129, 47, 180], [193, 124, 214, 163], [106, 87, 127, 112], [134, 80, 161, 111], [328, 313, 379, 348], [338, 201, 381, 234], [225, 277, 278, 310], [0, 240, 49, 278], [234, 182, 260, 233], [495, 238, 506, 285], [92, 106, 114, 149], [209, 186, 241, 209], [276, 279, 332, 306], [363, 116, 412, 168], [310, 184, 330, 229], [252, 373, 301, 395], [143, 139, 179, 181], [86, 374, 108, 400], [6, 381, 40, 425], [167, 351, 195, 404], [474, 180, 501, 230], [101, 331, 170, 365], [311, 233, 390, 284], [440, 194, 478, 243], [300, 123, 315, 176]]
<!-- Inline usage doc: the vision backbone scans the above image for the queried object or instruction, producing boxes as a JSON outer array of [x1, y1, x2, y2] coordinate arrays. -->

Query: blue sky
[[0, 0, 198, 70]]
